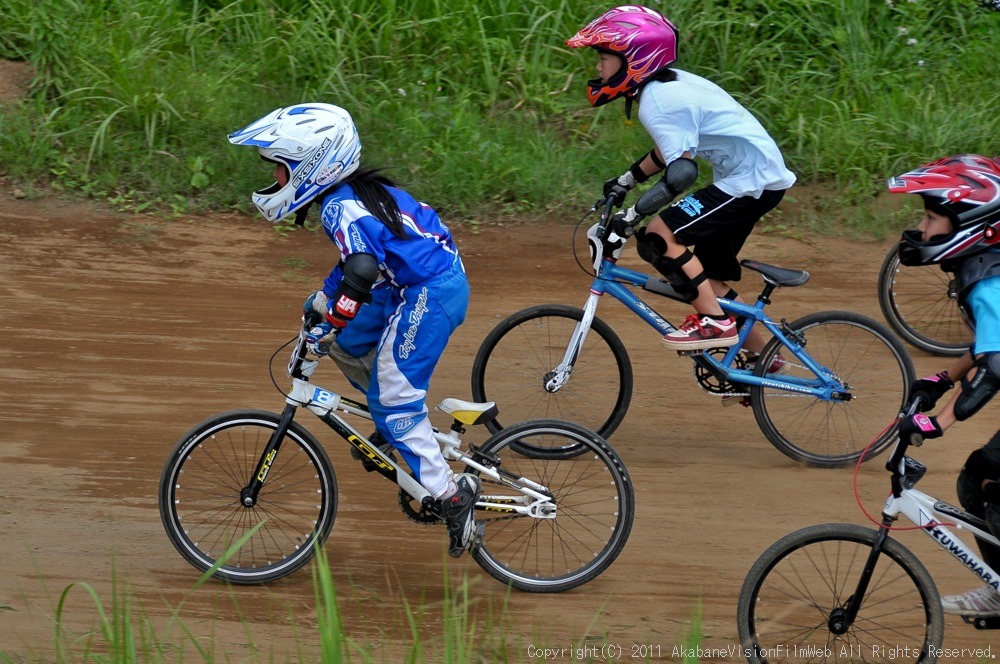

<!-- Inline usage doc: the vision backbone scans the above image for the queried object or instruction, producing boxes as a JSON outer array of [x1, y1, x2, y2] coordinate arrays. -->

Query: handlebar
[[301, 310, 333, 356], [593, 180, 677, 242], [593, 196, 619, 241], [885, 396, 924, 474]]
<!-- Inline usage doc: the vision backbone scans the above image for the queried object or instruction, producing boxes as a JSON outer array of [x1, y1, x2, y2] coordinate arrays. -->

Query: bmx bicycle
[[472, 183, 916, 467], [736, 397, 1000, 663], [158, 314, 635, 592], [877, 244, 972, 357]]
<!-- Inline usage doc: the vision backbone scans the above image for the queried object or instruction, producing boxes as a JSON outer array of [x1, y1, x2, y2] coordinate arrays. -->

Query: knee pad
[[635, 227, 667, 264], [955, 352, 1000, 421], [330, 345, 376, 392], [958, 448, 1000, 512], [651, 250, 706, 303]]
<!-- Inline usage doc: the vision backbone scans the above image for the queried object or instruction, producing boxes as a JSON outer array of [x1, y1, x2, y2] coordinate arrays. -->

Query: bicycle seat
[[740, 259, 810, 287], [436, 398, 500, 426]]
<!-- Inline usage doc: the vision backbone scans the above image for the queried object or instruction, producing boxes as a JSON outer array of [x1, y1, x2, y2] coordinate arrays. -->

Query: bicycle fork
[[242, 403, 298, 507], [545, 294, 601, 393], [831, 522, 894, 634]]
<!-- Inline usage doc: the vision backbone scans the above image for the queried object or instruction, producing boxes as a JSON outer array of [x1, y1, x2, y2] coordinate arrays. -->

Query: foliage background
[[0, 0, 997, 228]]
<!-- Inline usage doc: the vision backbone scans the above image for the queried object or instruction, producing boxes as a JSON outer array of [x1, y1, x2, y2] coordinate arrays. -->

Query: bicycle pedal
[[675, 349, 704, 358], [469, 521, 486, 556], [962, 614, 1000, 630], [721, 395, 751, 408]]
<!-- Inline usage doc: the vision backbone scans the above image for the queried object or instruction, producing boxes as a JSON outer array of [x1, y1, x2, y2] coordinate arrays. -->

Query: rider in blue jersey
[[228, 103, 479, 558], [892, 154, 1000, 616]]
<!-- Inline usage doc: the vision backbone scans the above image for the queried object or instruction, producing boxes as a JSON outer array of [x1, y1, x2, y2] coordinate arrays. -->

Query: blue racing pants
[[334, 260, 469, 498]]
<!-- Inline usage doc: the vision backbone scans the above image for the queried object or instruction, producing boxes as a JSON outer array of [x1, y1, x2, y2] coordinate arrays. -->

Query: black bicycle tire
[[470, 419, 634, 592], [470, 304, 633, 456], [877, 246, 970, 357], [159, 409, 338, 584], [750, 311, 916, 467], [737, 523, 943, 664]]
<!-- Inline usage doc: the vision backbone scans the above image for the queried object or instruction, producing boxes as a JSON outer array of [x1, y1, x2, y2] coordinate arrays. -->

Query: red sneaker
[[662, 314, 738, 350]]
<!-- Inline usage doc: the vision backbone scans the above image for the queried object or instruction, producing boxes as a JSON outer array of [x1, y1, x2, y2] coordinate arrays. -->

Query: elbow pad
[[954, 352, 1000, 421], [327, 253, 379, 327], [664, 157, 698, 198]]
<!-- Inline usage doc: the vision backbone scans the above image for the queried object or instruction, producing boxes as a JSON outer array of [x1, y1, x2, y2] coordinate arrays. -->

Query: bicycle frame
[[838, 423, 1000, 631], [550, 256, 847, 400], [244, 328, 555, 522], [888, 487, 1000, 593]]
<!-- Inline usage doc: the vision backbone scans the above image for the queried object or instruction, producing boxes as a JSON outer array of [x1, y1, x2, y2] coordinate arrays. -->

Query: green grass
[[0, 0, 996, 230], [2, 544, 677, 663]]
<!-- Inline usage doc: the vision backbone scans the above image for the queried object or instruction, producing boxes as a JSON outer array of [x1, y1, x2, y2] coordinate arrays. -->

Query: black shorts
[[661, 184, 786, 282]]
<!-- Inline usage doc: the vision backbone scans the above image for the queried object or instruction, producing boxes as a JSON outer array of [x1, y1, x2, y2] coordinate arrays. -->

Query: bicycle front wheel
[[878, 246, 971, 356], [751, 311, 915, 467], [737, 523, 943, 664], [471, 304, 633, 455], [159, 409, 338, 584], [470, 419, 634, 592]]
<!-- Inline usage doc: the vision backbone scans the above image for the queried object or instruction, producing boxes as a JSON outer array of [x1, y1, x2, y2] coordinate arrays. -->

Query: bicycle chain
[[692, 350, 814, 399], [398, 477, 532, 525]]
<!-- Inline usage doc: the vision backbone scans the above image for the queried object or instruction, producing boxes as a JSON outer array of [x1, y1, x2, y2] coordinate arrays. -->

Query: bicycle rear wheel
[[159, 409, 338, 584], [470, 419, 634, 592], [737, 523, 943, 664], [750, 311, 915, 467], [878, 246, 971, 356], [471, 304, 633, 456]]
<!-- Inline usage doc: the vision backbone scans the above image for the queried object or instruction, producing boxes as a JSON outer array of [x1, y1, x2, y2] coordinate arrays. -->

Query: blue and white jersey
[[318, 183, 462, 294]]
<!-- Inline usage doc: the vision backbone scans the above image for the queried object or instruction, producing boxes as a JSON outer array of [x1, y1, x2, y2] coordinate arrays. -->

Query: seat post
[[757, 282, 777, 306]]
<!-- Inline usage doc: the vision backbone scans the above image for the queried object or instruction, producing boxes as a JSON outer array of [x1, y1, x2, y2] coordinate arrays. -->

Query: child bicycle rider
[[227, 103, 480, 558], [566, 5, 796, 352], [893, 154, 1000, 616]]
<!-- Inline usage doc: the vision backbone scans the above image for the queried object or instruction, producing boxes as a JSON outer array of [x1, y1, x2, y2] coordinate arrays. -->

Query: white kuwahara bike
[[737, 398, 1000, 663]]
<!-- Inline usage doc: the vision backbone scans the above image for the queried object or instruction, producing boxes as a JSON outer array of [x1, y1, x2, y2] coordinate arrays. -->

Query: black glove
[[909, 371, 954, 412], [611, 207, 640, 237], [603, 172, 636, 207], [897, 413, 943, 446]]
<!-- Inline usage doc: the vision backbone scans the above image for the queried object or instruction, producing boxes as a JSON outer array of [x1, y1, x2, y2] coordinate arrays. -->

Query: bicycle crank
[[398, 489, 442, 525]]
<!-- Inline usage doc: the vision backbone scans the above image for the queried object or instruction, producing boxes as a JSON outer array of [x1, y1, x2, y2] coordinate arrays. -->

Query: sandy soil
[[1, 192, 998, 661]]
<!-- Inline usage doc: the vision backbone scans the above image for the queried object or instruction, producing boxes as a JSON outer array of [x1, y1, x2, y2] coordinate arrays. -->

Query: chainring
[[694, 347, 749, 394], [398, 488, 442, 525]]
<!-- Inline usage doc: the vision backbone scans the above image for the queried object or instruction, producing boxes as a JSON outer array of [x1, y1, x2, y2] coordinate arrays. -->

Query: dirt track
[[1, 196, 998, 661]]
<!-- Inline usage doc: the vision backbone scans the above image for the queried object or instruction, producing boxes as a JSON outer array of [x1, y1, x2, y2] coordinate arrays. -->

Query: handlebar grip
[[910, 433, 924, 447], [316, 341, 332, 356], [304, 310, 323, 329]]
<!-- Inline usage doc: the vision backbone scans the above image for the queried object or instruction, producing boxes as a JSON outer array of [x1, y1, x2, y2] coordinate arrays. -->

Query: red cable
[[852, 416, 953, 531]]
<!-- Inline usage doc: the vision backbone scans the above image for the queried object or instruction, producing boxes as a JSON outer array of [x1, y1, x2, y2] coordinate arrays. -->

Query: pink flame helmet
[[566, 5, 679, 107]]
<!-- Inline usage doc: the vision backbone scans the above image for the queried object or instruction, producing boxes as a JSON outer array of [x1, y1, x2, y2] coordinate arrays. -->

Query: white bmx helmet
[[228, 103, 362, 222]]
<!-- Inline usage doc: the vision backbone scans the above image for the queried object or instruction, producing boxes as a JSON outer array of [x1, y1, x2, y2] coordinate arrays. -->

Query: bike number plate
[[287, 333, 307, 377]]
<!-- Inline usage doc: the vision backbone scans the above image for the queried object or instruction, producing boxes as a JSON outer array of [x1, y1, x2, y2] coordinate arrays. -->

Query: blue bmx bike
[[471, 184, 915, 468]]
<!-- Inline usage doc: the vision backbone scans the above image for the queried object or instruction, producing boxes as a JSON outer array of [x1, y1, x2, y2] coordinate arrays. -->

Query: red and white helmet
[[228, 103, 361, 223], [890, 155, 1000, 266], [566, 5, 679, 107]]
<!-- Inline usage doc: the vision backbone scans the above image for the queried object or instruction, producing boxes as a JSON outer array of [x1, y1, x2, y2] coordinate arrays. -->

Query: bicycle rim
[[751, 312, 914, 467], [471, 304, 632, 454], [159, 410, 337, 584], [737, 523, 942, 664], [877, 247, 970, 356], [471, 420, 634, 592]]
